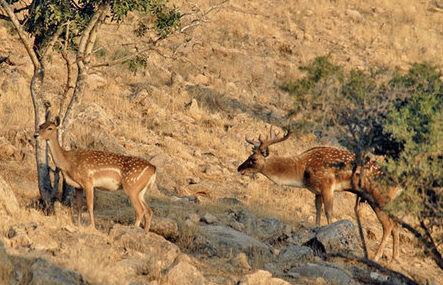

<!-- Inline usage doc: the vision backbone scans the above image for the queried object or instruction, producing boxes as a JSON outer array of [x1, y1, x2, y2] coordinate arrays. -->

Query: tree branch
[[91, 45, 168, 68], [0, 0, 41, 71], [63, 2, 110, 127], [59, 21, 76, 121], [325, 252, 419, 285], [180, 0, 228, 33]]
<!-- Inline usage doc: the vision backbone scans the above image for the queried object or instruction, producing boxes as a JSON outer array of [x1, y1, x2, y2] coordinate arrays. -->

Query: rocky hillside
[[1, 0, 443, 284]]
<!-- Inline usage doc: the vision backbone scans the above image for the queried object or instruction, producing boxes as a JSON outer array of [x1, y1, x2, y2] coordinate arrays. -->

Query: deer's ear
[[261, 147, 270, 157], [54, 116, 60, 127]]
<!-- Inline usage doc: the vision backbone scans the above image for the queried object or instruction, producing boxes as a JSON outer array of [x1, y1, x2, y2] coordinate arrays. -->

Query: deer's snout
[[237, 159, 252, 175]]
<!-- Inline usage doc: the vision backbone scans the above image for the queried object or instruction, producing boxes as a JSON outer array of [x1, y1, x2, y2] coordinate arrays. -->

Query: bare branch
[[62, 2, 110, 128], [91, 1, 228, 69], [428, 6, 443, 14], [84, 4, 108, 62], [41, 26, 65, 60], [181, 0, 228, 33], [325, 252, 419, 285], [77, 2, 109, 63], [91, 44, 169, 68], [0, 13, 9, 21], [0, 0, 41, 71], [59, 21, 76, 120]]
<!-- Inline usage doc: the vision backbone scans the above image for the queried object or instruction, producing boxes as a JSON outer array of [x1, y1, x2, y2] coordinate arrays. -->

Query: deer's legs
[[315, 194, 323, 226], [391, 222, 400, 261], [322, 188, 334, 225], [75, 188, 83, 226], [138, 183, 152, 231], [141, 200, 153, 231], [84, 184, 95, 229], [373, 207, 394, 261], [124, 185, 147, 229]]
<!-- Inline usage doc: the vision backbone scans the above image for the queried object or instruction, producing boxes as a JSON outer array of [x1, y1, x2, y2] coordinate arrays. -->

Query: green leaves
[[282, 56, 343, 97], [384, 64, 443, 219], [284, 58, 443, 229], [22, 0, 181, 56], [133, 0, 181, 38], [283, 56, 401, 157], [284, 58, 443, 261]]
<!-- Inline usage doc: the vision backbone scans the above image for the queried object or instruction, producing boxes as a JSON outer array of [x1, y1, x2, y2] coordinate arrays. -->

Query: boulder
[[201, 213, 218, 225], [109, 225, 180, 279], [303, 220, 358, 255], [227, 207, 258, 234], [28, 258, 88, 285], [229, 253, 251, 272], [194, 225, 273, 267], [286, 263, 357, 285], [275, 246, 314, 272], [238, 270, 290, 285], [0, 240, 12, 283], [150, 217, 179, 241], [163, 256, 206, 285], [0, 137, 17, 158], [187, 99, 202, 120], [256, 218, 291, 244], [0, 175, 19, 215]]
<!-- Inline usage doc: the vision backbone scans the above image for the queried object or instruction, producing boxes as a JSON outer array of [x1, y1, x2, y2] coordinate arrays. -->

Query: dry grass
[[2, 0, 443, 283]]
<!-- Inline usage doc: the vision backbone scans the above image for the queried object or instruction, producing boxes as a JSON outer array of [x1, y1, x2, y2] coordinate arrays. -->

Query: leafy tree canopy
[[17, 0, 180, 57]]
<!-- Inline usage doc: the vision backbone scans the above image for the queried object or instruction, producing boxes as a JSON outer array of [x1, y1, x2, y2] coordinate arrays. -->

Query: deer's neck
[[261, 157, 306, 187], [46, 133, 72, 171]]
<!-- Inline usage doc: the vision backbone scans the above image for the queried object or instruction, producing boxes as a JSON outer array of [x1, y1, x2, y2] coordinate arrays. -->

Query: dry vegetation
[[1, 0, 443, 284]]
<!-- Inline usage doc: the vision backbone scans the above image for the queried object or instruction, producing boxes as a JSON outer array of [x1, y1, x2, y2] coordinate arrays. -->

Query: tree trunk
[[0, 0, 59, 210], [61, 181, 75, 207], [32, 74, 59, 210]]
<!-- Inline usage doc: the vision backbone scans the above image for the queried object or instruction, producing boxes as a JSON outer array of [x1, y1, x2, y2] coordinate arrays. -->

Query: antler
[[260, 126, 291, 149], [245, 126, 291, 150], [245, 135, 262, 148]]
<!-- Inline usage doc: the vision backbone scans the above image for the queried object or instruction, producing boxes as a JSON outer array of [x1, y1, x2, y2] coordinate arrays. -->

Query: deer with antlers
[[237, 127, 400, 261], [34, 116, 156, 231]]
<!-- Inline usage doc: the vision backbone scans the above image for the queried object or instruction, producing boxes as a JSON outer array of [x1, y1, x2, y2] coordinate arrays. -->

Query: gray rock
[[194, 225, 273, 267], [275, 246, 314, 271], [109, 225, 180, 279], [346, 9, 363, 22], [0, 175, 19, 215], [0, 240, 12, 283], [238, 270, 291, 285], [29, 258, 88, 285], [127, 281, 157, 285], [257, 218, 290, 244], [150, 217, 179, 240], [287, 263, 357, 285], [163, 259, 206, 285], [201, 212, 218, 224], [220, 197, 242, 205], [304, 220, 358, 255], [227, 207, 258, 234]]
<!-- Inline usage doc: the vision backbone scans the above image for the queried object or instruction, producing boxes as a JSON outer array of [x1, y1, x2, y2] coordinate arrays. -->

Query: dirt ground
[[1, 0, 443, 284]]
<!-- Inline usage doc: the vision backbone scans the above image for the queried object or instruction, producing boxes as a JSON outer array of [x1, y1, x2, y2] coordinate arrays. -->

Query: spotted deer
[[237, 127, 400, 261], [34, 116, 156, 231]]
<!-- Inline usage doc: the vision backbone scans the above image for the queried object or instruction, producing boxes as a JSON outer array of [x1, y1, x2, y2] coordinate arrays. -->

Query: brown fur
[[34, 118, 156, 231], [238, 132, 400, 261]]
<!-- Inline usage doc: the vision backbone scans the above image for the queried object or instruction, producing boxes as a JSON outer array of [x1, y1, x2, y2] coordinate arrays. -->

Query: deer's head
[[237, 127, 291, 175], [34, 115, 60, 140]]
